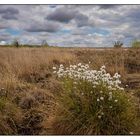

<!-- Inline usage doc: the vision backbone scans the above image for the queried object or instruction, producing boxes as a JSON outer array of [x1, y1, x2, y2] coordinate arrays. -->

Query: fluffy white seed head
[[53, 63, 124, 92]]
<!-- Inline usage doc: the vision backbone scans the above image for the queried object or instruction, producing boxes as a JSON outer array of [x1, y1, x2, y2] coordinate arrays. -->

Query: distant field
[[0, 47, 140, 135]]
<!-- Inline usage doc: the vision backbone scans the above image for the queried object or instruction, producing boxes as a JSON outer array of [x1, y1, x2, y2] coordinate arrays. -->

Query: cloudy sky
[[0, 5, 140, 47]]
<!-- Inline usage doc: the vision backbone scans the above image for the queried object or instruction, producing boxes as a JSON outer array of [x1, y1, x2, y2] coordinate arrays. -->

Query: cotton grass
[[52, 63, 138, 135]]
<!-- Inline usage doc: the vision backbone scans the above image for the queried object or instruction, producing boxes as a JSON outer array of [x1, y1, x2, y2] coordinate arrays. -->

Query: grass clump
[[52, 64, 138, 135], [0, 96, 22, 135]]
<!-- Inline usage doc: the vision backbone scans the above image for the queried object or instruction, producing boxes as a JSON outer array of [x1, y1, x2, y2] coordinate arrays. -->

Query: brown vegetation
[[0, 47, 140, 135]]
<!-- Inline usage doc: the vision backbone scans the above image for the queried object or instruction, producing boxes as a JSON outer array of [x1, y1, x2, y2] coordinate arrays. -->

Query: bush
[[12, 39, 20, 48], [41, 40, 50, 47], [114, 41, 123, 48], [132, 40, 140, 48], [52, 64, 137, 135]]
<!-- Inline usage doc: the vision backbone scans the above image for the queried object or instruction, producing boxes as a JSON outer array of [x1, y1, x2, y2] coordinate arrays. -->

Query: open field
[[0, 47, 140, 135]]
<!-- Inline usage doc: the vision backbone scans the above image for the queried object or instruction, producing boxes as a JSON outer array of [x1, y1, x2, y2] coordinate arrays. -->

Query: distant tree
[[114, 41, 123, 48], [41, 40, 49, 47], [12, 39, 20, 48], [132, 40, 140, 48]]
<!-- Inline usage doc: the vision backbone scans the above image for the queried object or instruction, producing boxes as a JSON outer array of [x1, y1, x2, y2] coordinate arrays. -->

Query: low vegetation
[[114, 41, 123, 48], [0, 47, 139, 135], [53, 64, 137, 135], [132, 40, 140, 48]]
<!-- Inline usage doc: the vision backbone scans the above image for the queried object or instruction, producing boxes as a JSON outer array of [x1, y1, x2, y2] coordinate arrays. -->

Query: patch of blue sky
[[87, 27, 110, 36], [56, 29, 71, 35], [5, 28, 21, 35]]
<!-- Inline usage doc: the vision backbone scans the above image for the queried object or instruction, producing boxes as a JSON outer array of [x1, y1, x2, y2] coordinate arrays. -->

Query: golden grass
[[0, 47, 75, 90], [0, 47, 75, 74]]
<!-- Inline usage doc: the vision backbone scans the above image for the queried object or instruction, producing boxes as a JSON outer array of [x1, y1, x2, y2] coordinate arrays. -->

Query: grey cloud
[[26, 21, 60, 33], [75, 13, 89, 27], [0, 7, 19, 14], [0, 24, 7, 29], [72, 28, 90, 35], [75, 13, 94, 27], [0, 32, 12, 41], [0, 7, 19, 20], [46, 7, 76, 23], [99, 5, 118, 9], [49, 5, 57, 8], [2, 14, 18, 20], [126, 9, 140, 22], [46, 6, 94, 27]]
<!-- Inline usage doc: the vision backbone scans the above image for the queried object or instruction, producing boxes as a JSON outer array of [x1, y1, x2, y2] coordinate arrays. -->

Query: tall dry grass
[[0, 47, 76, 90]]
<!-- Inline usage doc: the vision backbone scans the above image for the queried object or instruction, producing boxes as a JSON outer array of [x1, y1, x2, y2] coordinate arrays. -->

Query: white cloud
[[0, 41, 7, 45]]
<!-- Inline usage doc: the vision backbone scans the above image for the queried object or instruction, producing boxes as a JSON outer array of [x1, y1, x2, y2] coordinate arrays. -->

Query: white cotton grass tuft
[[100, 97, 104, 100], [53, 67, 57, 70], [129, 132, 134, 135], [114, 99, 118, 102], [53, 63, 123, 91], [52, 63, 126, 110]]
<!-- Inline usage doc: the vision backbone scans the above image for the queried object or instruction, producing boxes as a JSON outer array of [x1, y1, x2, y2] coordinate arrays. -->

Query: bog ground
[[0, 47, 140, 135]]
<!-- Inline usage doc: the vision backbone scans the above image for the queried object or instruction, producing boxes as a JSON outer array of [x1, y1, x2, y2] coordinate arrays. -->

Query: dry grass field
[[0, 46, 140, 135]]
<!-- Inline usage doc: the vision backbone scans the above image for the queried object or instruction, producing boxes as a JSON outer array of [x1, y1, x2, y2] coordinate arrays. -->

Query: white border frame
[[0, 0, 140, 4], [0, 0, 140, 139]]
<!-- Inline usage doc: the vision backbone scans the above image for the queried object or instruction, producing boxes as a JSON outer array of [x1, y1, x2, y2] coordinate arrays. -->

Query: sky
[[0, 5, 140, 47]]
